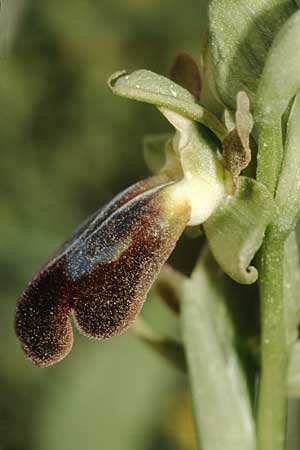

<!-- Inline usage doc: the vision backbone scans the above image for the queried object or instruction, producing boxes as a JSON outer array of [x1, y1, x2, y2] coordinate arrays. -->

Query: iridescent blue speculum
[[15, 64, 230, 367], [15, 175, 191, 367]]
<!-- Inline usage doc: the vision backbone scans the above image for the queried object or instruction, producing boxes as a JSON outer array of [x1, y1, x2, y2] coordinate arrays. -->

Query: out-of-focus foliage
[[0, 0, 208, 449]]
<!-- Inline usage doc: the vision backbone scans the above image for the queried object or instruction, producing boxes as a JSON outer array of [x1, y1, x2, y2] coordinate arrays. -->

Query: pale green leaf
[[287, 400, 300, 450], [181, 249, 255, 450], [284, 231, 300, 398], [207, 0, 296, 109], [275, 92, 300, 236], [256, 10, 300, 193], [288, 342, 300, 397], [204, 177, 276, 284], [108, 70, 227, 140], [256, 10, 300, 123], [284, 232, 300, 348]]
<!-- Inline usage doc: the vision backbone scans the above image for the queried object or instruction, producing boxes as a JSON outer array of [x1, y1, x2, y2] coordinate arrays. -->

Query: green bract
[[207, 0, 296, 109], [255, 9, 300, 194], [204, 177, 276, 284], [256, 9, 300, 123]]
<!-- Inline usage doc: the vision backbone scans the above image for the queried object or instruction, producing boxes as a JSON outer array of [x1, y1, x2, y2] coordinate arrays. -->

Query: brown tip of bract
[[169, 52, 202, 100], [222, 91, 253, 191]]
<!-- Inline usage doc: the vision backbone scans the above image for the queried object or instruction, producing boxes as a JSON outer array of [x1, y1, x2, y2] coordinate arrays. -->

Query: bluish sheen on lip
[[15, 175, 190, 367]]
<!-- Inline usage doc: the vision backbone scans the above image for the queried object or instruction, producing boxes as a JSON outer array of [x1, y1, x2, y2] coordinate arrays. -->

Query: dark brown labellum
[[15, 176, 190, 367]]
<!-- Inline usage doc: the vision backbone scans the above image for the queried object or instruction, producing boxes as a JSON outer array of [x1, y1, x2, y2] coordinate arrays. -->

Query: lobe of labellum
[[15, 175, 170, 367], [15, 262, 73, 368], [69, 183, 190, 339]]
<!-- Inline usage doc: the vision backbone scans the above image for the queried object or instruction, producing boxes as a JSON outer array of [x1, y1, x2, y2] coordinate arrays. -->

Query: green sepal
[[142, 133, 182, 179], [132, 317, 186, 373], [108, 70, 227, 140], [207, 0, 296, 109], [204, 177, 276, 284], [143, 133, 172, 174]]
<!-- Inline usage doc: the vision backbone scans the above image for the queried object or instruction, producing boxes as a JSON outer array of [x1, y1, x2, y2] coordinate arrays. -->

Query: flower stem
[[257, 228, 288, 450]]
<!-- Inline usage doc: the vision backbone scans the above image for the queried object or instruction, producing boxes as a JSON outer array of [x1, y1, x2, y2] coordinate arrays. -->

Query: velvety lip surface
[[15, 177, 190, 367]]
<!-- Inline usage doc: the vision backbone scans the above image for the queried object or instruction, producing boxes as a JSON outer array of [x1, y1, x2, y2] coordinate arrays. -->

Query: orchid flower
[[15, 65, 276, 368], [15, 69, 232, 367]]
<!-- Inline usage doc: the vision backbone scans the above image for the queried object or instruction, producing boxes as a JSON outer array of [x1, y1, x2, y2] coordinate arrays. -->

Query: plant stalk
[[257, 228, 288, 450]]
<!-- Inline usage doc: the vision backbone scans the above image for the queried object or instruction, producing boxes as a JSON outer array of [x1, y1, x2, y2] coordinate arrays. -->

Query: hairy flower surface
[[15, 72, 230, 367], [15, 176, 192, 366]]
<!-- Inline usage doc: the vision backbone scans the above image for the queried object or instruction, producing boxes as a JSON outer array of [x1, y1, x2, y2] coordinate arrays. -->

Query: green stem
[[257, 229, 288, 450], [256, 121, 283, 196]]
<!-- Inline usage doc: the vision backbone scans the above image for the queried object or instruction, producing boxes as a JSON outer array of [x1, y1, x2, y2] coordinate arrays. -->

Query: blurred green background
[[0, 1, 208, 449]]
